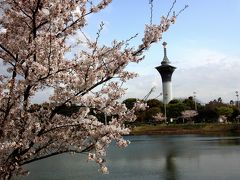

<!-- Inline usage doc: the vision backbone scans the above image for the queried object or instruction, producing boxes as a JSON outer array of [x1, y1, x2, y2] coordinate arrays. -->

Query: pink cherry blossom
[[0, 0, 183, 178]]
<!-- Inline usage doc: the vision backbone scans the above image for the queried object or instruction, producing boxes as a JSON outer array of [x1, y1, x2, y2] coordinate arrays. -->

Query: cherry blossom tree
[[0, 0, 186, 178], [181, 110, 198, 123], [153, 112, 166, 123], [181, 110, 198, 118]]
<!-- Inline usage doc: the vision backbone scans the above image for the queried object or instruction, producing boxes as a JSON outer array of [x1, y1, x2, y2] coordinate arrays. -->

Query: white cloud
[[122, 74, 163, 101], [123, 48, 240, 104], [173, 55, 240, 103], [174, 48, 227, 69]]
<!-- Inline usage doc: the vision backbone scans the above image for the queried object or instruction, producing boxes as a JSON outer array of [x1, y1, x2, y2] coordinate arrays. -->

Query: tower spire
[[161, 42, 170, 65]]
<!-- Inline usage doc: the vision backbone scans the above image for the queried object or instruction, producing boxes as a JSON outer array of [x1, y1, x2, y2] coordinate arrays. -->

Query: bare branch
[[166, 0, 176, 19], [176, 5, 189, 17], [20, 144, 95, 166], [0, 44, 17, 62], [12, 0, 33, 20], [149, 0, 154, 24]]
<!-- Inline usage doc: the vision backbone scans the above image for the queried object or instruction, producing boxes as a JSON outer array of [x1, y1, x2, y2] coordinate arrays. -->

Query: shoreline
[[130, 123, 240, 135]]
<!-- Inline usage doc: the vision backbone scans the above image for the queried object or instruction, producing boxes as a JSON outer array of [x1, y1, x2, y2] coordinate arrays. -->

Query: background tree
[[146, 99, 163, 108], [153, 112, 165, 123], [122, 98, 138, 110], [145, 106, 161, 122], [183, 96, 196, 110], [169, 99, 182, 104], [0, 0, 185, 178], [144, 99, 162, 122], [199, 100, 224, 122], [217, 97, 223, 103], [198, 99, 236, 123], [215, 106, 234, 118], [230, 107, 240, 122], [181, 110, 198, 123], [230, 100, 234, 105], [167, 99, 187, 118], [123, 98, 146, 123]]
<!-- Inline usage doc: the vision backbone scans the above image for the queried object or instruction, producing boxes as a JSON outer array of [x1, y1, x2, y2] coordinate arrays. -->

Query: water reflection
[[209, 137, 240, 146], [164, 150, 178, 180]]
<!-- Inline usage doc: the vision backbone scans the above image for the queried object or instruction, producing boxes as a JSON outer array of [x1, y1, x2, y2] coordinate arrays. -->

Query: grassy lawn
[[130, 123, 240, 135]]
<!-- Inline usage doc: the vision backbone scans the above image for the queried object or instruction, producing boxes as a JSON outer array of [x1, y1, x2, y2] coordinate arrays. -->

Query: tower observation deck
[[155, 42, 176, 104]]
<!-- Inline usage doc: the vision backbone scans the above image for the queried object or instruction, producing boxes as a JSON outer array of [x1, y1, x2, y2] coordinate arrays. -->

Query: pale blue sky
[[83, 0, 240, 103], [2, 0, 239, 104]]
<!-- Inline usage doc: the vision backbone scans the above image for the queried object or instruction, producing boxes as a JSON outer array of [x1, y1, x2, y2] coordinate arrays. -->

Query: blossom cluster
[[181, 110, 198, 118], [140, 15, 176, 49], [153, 112, 166, 122], [0, 0, 178, 178]]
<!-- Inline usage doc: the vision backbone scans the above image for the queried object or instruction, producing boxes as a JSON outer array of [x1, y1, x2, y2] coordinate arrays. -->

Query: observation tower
[[155, 42, 176, 104]]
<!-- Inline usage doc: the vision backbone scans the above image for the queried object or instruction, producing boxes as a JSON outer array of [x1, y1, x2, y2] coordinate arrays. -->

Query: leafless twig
[[149, 0, 154, 24]]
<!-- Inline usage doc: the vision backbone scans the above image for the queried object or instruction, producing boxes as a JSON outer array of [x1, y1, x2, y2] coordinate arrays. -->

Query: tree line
[[123, 97, 240, 124], [37, 96, 240, 124]]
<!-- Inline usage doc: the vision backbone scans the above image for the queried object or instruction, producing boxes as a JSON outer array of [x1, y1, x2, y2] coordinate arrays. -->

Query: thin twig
[[176, 5, 189, 17], [149, 0, 154, 24], [125, 33, 138, 48], [80, 29, 91, 45], [92, 21, 104, 55], [166, 0, 176, 19]]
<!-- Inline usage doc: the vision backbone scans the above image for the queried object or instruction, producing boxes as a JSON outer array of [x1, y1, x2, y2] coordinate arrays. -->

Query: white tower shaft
[[162, 81, 172, 104]]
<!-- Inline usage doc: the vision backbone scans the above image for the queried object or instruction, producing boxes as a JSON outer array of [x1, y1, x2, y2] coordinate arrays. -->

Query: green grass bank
[[130, 123, 240, 135]]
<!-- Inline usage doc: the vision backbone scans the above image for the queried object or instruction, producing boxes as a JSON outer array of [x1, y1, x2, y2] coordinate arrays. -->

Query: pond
[[17, 134, 240, 180]]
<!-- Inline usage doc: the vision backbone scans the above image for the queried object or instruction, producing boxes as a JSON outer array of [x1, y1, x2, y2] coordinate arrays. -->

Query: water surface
[[18, 135, 240, 180]]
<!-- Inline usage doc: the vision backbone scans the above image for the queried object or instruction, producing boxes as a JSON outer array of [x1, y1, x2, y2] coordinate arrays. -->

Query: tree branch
[[0, 44, 17, 62], [12, 0, 33, 20], [40, 123, 84, 136], [20, 144, 95, 166], [166, 0, 176, 19], [56, 11, 92, 38]]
